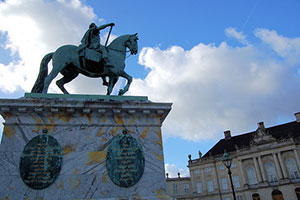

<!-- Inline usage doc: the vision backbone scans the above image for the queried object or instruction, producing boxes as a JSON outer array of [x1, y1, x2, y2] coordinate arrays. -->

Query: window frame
[[207, 179, 214, 192], [219, 165, 225, 170], [286, 158, 300, 180], [194, 169, 201, 175], [265, 162, 278, 183], [237, 195, 243, 200], [233, 175, 240, 188], [172, 183, 178, 195], [183, 183, 190, 194], [204, 167, 212, 173], [196, 181, 203, 193], [231, 162, 237, 168], [221, 177, 228, 190], [246, 165, 258, 185]]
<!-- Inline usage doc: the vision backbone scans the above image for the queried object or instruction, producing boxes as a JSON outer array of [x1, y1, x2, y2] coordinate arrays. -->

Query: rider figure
[[78, 22, 115, 68], [78, 22, 114, 86]]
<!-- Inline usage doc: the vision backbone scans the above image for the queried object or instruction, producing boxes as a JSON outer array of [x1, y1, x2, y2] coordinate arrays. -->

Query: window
[[286, 158, 300, 180], [172, 184, 178, 195], [252, 193, 260, 200], [237, 196, 243, 200], [221, 178, 228, 190], [183, 184, 189, 194], [295, 187, 300, 200], [272, 189, 284, 200], [194, 169, 201, 175], [231, 162, 236, 168], [246, 166, 258, 185], [205, 167, 211, 173], [224, 197, 231, 200], [207, 180, 214, 192], [233, 176, 240, 188], [219, 165, 225, 170], [196, 182, 203, 193], [265, 162, 278, 183]]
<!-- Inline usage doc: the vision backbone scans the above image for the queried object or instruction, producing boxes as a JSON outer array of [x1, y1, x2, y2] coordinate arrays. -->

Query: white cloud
[[165, 163, 189, 178], [129, 29, 300, 140], [255, 29, 300, 64], [1, 1, 300, 143], [0, 0, 109, 94], [225, 27, 248, 45]]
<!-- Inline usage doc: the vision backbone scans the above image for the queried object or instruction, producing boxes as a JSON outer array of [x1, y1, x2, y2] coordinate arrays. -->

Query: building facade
[[167, 113, 300, 200], [166, 174, 191, 199]]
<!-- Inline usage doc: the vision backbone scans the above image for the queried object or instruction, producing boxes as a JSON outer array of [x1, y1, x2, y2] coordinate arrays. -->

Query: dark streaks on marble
[[18, 125, 29, 144]]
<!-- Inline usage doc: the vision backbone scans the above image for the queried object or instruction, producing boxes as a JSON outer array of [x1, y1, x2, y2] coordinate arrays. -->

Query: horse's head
[[125, 33, 138, 55]]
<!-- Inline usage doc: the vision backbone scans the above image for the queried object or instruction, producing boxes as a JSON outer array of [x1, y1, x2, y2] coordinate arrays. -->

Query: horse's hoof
[[103, 82, 108, 86], [118, 90, 124, 96]]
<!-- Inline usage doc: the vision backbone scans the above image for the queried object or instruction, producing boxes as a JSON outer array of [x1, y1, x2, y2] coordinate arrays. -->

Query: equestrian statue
[[31, 22, 138, 95]]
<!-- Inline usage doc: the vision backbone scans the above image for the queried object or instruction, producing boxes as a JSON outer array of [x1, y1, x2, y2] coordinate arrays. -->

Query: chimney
[[224, 130, 231, 140], [258, 122, 265, 129], [295, 112, 300, 122]]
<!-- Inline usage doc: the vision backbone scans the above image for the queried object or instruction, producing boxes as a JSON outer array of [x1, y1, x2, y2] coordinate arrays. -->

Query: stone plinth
[[0, 93, 172, 200]]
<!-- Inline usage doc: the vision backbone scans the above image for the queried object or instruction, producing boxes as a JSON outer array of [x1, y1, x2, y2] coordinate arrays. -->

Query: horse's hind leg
[[56, 72, 78, 94], [107, 76, 118, 95], [42, 68, 61, 93]]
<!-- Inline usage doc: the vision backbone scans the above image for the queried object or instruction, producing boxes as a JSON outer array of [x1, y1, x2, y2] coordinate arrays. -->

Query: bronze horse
[[31, 33, 138, 95]]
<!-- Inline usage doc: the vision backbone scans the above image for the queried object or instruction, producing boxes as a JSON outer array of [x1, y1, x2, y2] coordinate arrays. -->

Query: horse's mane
[[108, 34, 131, 49]]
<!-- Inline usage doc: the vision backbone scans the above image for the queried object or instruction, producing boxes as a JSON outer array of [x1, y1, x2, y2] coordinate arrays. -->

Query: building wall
[[166, 119, 300, 200], [166, 177, 192, 199]]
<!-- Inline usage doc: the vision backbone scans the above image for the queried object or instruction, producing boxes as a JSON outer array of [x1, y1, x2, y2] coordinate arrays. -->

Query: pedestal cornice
[[0, 93, 172, 123]]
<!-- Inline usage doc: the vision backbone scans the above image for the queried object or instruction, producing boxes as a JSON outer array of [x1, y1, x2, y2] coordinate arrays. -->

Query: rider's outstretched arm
[[97, 23, 115, 31]]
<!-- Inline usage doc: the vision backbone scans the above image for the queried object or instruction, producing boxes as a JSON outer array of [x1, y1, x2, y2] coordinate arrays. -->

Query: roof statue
[[31, 22, 138, 95]]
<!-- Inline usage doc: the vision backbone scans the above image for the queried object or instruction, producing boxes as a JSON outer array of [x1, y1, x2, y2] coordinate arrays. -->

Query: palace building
[[166, 112, 300, 200]]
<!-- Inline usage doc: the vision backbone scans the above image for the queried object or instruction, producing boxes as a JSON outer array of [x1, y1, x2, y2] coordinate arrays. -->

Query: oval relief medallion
[[106, 131, 145, 187], [19, 134, 63, 190]]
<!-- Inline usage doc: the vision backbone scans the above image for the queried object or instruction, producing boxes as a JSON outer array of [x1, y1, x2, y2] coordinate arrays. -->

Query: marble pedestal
[[0, 93, 172, 200]]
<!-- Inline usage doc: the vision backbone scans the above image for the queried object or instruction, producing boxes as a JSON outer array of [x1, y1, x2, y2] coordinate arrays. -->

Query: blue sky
[[0, 0, 300, 177]]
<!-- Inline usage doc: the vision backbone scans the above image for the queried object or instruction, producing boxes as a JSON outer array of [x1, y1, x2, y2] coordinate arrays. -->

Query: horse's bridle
[[107, 38, 136, 55], [107, 47, 130, 53]]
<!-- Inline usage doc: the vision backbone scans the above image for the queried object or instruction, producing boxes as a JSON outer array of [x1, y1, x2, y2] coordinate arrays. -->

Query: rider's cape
[[84, 48, 101, 63], [79, 27, 102, 63]]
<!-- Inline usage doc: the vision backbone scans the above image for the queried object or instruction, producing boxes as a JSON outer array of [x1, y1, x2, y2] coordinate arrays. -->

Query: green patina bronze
[[106, 130, 145, 187], [19, 132, 63, 190], [31, 22, 138, 96], [24, 92, 148, 101]]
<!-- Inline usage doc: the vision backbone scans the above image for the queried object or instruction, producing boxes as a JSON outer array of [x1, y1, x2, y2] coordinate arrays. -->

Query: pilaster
[[253, 157, 262, 182], [238, 159, 247, 186], [273, 153, 283, 180], [277, 152, 288, 179], [258, 156, 267, 182]]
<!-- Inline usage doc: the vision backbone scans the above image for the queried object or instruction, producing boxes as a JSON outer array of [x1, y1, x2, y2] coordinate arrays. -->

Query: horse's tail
[[31, 53, 54, 93]]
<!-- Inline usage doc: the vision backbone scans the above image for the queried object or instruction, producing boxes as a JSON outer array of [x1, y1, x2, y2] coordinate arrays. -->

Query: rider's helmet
[[89, 23, 96, 29]]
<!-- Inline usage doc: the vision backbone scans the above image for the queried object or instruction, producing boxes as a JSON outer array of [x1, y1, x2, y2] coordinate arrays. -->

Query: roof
[[202, 121, 300, 158], [166, 177, 190, 182]]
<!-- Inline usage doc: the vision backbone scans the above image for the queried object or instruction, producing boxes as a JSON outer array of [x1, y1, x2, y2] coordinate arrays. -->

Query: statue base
[[0, 94, 172, 200]]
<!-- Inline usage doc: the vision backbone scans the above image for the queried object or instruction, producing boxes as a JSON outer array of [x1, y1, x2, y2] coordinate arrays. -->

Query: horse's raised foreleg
[[56, 72, 78, 94], [118, 71, 132, 96], [106, 76, 119, 95], [102, 76, 108, 86]]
